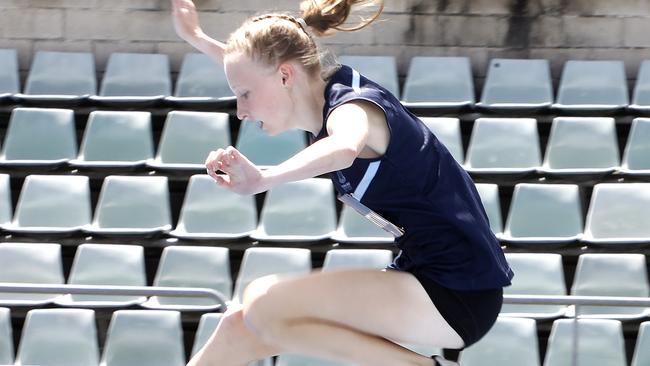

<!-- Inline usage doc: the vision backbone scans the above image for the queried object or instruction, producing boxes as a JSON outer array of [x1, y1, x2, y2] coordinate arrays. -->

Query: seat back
[[101, 310, 185, 366], [25, 51, 96, 95], [1, 107, 77, 162], [99, 52, 171, 96], [15, 308, 99, 366]]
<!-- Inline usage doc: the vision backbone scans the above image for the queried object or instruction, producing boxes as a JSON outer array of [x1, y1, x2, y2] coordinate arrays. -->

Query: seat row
[[2, 107, 650, 179], [0, 108, 306, 170], [1, 174, 649, 244], [4, 49, 650, 114], [2, 244, 648, 320]]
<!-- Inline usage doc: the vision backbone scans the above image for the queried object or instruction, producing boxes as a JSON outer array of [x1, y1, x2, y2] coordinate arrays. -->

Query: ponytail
[[300, 0, 385, 37]]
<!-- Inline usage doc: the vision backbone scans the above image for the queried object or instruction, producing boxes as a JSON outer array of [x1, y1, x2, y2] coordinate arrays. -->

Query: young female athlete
[[171, 1, 513, 365]]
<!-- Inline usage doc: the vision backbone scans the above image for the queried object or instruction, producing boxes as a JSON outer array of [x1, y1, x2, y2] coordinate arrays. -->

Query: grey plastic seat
[[0, 307, 13, 365], [235, 119, 307, 168], [502, 253, 567, 319], [539, 117, 620, 176], [474, 183, 503, 236], [92, 52, 171, 106], [330, 205, 395, 244], [5, 175, 91, 234], [500, 184, 583, 244], [0, 243, 64, 306], [553, 60, 629, 113], [55, 244, 147, 307], [543, 319, 626, 366], [620, 117, 650, 175], [570, 253, 650, 319], [477, 58, 553, 112], [141, 246, 232, 310], [191, 313, 222, 356], [0, 107, 77, 166], [100, 310, 185, 366], [0, 49, 19, 97], [170, 174, 257, 239], [465, 118, 541, 175], [86, 175, 172, 235], [15, 308, 99, 366], [17, 51, 96, 104], [582, 183, 650, 244], [339, 55, 400, 98], [322, 249, 393, 271], [232, 247, 312, 303], [632, 321, 650, 366], [148, 111, 231, 170], [630, 60, 650, 112], [166, 53, 235, 104], [0, 174, 12, 229], [250, 178, 337, 241], [401, 56, 475, 111], [420, 117, 464, 163], [70, 111, 154, 167], [459, 317, 540, 366]]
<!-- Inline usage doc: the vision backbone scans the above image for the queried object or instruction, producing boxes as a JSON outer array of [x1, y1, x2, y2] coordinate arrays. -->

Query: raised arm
[[171, 0, 226, 64], [206, 101, 388, 195]]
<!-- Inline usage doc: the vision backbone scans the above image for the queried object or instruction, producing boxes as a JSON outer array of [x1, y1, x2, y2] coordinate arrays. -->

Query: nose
[[236, 100, 248, 121]]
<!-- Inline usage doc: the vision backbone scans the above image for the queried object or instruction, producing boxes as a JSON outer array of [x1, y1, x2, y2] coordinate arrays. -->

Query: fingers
[[205, 146, 240, 184]]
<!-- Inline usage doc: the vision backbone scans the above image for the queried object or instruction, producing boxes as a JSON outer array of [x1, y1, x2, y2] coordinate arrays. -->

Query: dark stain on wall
[[505, 0, 532, 49]]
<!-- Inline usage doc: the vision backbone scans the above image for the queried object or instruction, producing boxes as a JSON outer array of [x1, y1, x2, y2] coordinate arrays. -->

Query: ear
[[278, 63, 295, 87]]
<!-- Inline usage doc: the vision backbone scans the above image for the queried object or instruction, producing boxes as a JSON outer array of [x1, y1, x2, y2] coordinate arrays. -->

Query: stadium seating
[[0, 107, 77, 166], [620, 117, 650, 175], [100, 310, 185, 366], [458, 317, 540, 366], [502, 253, 567, 318], [330, 205, 395, 243], [5, 175, 91, 234], [251, 178, 337, 242], [464, 118, 541, 176], [543, 319, 627, 366], [14, 308, 99, 366], [582, 183, 650, 244], [570, 253, 650, 319], [0, 243, 64, 306], [141, 245, 232, 309], [499, 183, 583, 244], [71, 110, 154, 168], [632, 321, 650, 366], [170, 174, 257, 239], [16, 50, 96, 105], [477, 58, 553, 112], [55, 244, 147, 307], [86, 175, 172, 236], [0, 307, 13, 365], [401, 56, 475, 111], [474, 183, 503, 236], [148, 111, 231, 170], [322, 248, 393, 270], [339, 55, 400, 98], [553, 60, 628, 114], [0, 174, 12, 229], [0, 48, 19, 98]]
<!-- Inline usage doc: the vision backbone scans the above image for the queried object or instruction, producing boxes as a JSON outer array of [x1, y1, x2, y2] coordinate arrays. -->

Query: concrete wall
[[2, 0, 650, 81]]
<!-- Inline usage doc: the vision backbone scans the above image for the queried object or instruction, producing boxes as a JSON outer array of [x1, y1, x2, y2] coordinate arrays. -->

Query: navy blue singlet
[[313, 65, 513, 291]]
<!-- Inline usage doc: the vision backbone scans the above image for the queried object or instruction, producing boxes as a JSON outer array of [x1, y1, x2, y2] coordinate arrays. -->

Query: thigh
[[242, 268, 465, 349]]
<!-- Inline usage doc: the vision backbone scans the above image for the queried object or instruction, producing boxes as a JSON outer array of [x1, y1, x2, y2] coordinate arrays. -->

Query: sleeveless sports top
[[312, 65, 513, 291]]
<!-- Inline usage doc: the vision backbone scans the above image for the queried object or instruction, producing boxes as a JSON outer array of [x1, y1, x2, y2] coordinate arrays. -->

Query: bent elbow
[[336, 146, 360, 169]]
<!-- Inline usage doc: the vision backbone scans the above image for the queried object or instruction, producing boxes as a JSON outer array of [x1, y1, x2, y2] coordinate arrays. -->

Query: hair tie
[[296, 17, 308, 31]]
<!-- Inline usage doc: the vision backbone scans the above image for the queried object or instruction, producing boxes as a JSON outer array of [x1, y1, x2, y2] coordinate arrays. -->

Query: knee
[[241, 275, 291, 344]]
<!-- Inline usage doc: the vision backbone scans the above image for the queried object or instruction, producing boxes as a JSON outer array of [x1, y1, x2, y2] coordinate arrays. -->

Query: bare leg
[[187, 303, 282, 366], [240, 269, 465, 366]]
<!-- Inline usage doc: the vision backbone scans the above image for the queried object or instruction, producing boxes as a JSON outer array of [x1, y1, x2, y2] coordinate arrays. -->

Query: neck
[[292, 73, 327, 136]]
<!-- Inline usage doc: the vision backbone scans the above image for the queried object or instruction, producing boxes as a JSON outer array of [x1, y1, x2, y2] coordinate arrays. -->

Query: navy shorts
[[411, 271, 503, 348]]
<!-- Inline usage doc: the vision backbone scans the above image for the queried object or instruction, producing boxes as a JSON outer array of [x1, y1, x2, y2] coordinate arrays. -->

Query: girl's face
[[224, 53, 292, 136]]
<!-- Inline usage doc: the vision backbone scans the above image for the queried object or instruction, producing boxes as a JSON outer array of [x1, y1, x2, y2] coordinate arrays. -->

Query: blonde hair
[[225, 0, 384, 77]]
